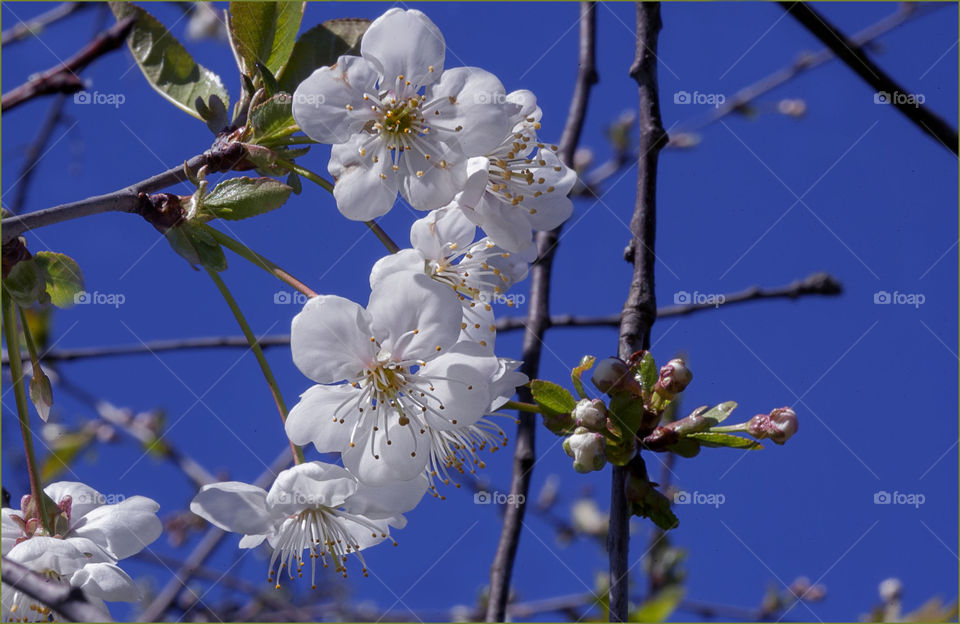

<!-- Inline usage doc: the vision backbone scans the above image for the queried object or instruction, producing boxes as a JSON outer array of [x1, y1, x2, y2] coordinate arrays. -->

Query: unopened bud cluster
[[747, 407, 798, 444], [563, 427, 606, 473]]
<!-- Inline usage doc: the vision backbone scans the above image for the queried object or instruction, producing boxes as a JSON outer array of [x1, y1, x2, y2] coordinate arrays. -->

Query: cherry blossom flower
[[454, 90, 577, 252], [370, 207, 534, 349], [292, 8, 510, 220], [190, 462, 426, 584], [285, 273, 500, 485], [1, 482, 162, 621]]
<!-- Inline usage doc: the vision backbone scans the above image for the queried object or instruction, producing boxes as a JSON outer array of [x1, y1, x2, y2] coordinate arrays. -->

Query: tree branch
[[778, 1, 958, 155], [485, 3, 598, 621], [1, 16, 136, 113], [1, 557, 110, 622], [610, 4, 667, 622], [1, 142, 249, 244], [1, 2, 87, 46]]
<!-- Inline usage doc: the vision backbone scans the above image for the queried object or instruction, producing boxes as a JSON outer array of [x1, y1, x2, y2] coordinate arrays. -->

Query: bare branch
[[1, 16, 136, 113], [2, 2, 87, 46], [778, 1, 958, 155], [1, 557, 110, 622], [485, 3, 598, 621]]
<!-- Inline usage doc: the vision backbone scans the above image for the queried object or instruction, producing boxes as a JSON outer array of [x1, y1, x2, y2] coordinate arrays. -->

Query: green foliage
[[248, 93, 298, 142], [698, 400, 737, 426], [3, 259, 47, 307], [571, 355, 595, 399], [608, 393, 646, 440], [33, 252, 84, 309], [686, 431, 762, 450], [529, 379, 577, 415], [630, 586, 685, 622], [228, 2, 304, 77], [165, 224, 228, 272], [277, 18, 370, 92], [637, 351, 658, 395], [109, 2, 229, 121], [202, 177, 293, 221]]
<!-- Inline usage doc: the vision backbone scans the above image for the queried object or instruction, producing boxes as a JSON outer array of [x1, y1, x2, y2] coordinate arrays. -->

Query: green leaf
[[529, 380, 577, 416], [109, 2, 229, 121], [229, 1, 304, 77], [33, 252, 84, 309], [249, 93, 297, 141], [698, 400, 737, 426], [609, 393, 646, 439], [277, 18, 370, 92], [638, 351, 657, 395], [202, 177, 293, 221], [571, 355, 595, 400], [41, 431, 95, 482], [165, 224, 228, 272], [686, 432, 762, 450], [630, 587, 685, 622], [2, 259, 47, 307]]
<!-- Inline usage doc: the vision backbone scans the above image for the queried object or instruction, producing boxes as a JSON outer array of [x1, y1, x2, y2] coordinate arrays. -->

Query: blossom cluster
[[190, 7, 576, 588]]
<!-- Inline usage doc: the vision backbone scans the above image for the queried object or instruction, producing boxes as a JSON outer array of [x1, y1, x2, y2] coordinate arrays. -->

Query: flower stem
[[204, 269, 306, 465], [275, 157, 402, 254], [502, 400, 542, 414], [200, 224, 317, 298], [1, 290, 52, 530], [709, 423, 750, 433], [17, 305, 44, 378]]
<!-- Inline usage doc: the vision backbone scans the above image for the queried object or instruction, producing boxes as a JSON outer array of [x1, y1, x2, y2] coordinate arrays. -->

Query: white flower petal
[[366, 273, 461, 362], [292, 56, 380, 144], [238, 533, 267, 549], [460, 297, 496, 351], [471, 193, 535, 253], [345, 474, 428, 521], [190, 482, 274, 536], [505, 89, 540, 129], [419, 341, 498, 430], [291, 295, 377, 383], [410, 207, 476, 260], [266, 462, 358, 514], [6, 537, 93, 577], [285, 384, 362, 452], [398, 143, 467, 211], [369, 249, 425, 290], [361, 9, 444, 89], [72, 496, 162, 560], [2, 509, 23, 556], [342, 420, 428, 486], [490, 358, 528, 411], [426, 67, 509, 155], [69, 562, 139, 602], [44, 481, 104, 522], [328, 138, 399, 220]]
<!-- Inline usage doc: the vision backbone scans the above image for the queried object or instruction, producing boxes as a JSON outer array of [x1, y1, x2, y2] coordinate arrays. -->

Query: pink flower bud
[[591, 357, 630, 394], [563, 427, 606, 473], [572, 398, 607, 429], [655, 358, 693, 398], [768, 407, 798, 444]]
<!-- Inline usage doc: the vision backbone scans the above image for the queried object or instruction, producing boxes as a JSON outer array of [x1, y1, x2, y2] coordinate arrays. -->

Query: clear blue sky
[[2, 2, 957, 621]]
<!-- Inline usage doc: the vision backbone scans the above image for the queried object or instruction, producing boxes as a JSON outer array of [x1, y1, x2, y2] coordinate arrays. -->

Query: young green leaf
[[277, 18, 370, 93], [33, 251, 84, 309], [165, 224, 228, 272], [629, 587, 685, 623], [638, 351, 657, 395], [698, 400, 737, 426], [202, 177, 293, 221], [109, 2, 229, 121], [249, 93, 297, 141], [229, 2, 304, 77], [529, 379, 577, 415], [571, 355, 596, 399], [2, 259, 47, 307], [685, 432, 762, 450]]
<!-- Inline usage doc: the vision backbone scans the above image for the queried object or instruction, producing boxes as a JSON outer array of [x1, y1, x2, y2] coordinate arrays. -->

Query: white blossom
[[190, 462, 426, 584]]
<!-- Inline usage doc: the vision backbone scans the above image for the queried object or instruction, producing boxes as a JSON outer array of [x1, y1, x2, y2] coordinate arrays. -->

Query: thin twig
[[778, 1, 958, 155], [1, 16, 137, 112], [1, 557, 110, 622], [485, 4, 598, 621], [610, 4, 667, 622], [137, 447, 292, 622], [1, 2, 87, 46]]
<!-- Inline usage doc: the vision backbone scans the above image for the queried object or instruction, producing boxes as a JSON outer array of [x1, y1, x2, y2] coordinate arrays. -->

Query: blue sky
[[2, 2, 957, 621]]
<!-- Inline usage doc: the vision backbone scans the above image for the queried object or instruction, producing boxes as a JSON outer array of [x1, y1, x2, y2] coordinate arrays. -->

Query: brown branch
[[1, 557, 110, 622], [1, 16, 136, 113], [1, 2, 88, 46], [485, 3, 598, 621], [137, 448, 292, 622], [610, 4, 667, 622], [778, 1, 958, 155]]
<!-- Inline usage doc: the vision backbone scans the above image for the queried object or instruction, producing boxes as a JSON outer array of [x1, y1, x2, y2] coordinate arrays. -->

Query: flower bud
[[879, 577, 902, 603], [572, 398, 607, 429], [747, 413, 770, 439], [563, 427, 606, 473], [641, 426, 678, 451], [591, 357, 642, 397], [654, 358, 693, 399], [768, 407, 798, 444]]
